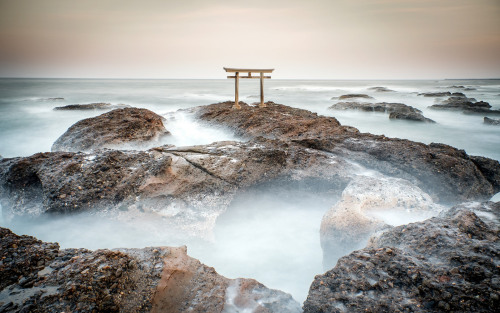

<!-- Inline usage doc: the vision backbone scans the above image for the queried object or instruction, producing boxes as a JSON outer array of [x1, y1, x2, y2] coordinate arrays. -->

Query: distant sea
[[1, 78, 499, 160], [0, 78, 499, 303]]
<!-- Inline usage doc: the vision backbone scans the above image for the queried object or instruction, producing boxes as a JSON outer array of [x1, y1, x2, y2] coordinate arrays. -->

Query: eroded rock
[[0, 227, 300, 313], [51, 108, 170, 153], [305, 201, 500, 313]]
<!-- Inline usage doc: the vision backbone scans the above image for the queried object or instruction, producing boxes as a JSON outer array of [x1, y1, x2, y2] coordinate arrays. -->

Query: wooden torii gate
[[224, 67, 274, 109]]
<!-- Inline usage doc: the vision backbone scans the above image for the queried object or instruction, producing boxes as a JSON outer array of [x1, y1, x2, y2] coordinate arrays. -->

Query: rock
[[0, 138, 355, 236], [195, 102, 500, 203], [337, 94, 374, 100], [389, 111, 435, 123], [464, 108, 500, 115], [320, 175, 443, 269], [0, 227, 300, 312], [428, 93, 498, 115], [305, 201, 500, 313], [38, 97, 65, 101], [484, 117, 500, 125], [51, 108, 170, 153], [54, 103, 131, 110], [418, 91, 452, 97], [367, 87, 394, 92]]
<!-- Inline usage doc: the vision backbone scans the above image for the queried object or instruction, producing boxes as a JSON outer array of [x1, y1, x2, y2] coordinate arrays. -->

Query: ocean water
[[0, 78, 499, 303]]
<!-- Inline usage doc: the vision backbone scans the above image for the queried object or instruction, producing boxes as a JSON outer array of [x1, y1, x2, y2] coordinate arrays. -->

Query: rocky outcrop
[[337, 94, 374, 100], [0, 227, 300, 312], [428, 94, 500, 114], [51, 108, 170, 153], [54, 103, 130, 110], [0, 137, 355, 236], [304, 201, 500, 313], [389, 111, 435, 123], [195, 102, 500, 203], [418, 91, 454, 97], [484, 117, 500, 125], [367, 87, 394, 92], [320, 175, 443, 269]]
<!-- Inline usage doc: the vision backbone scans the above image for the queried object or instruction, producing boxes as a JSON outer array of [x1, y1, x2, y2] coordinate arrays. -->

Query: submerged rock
[[320, 175, 443, 269], [304, 201, 500, 313], [484, 117, 500, 125], [0, 227, 300, 312], [51, 108, 170, 153], [329, 101, 418, 114], [367, 87, 394, 92], [54, 103, 130, 110], [337, 94, 374, 100], [388, 111, 435, 123]]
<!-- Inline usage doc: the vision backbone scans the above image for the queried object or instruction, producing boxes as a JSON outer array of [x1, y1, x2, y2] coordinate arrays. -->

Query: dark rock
[[195, 102, 499, 203], [389, 111, 436, 123], [337, 94, 374, 100], [418, 91, 452, 97], [51, 108, 170, 153], [463, 108, 500, 115], [429, 93, 494, 114], [0, 227, 300, 312], [54, 103, 131, 110], [304, 201, 500, 313], [484, 117, 500, 125], [38, 97, 64, 101], [368, 87, 394, 92]]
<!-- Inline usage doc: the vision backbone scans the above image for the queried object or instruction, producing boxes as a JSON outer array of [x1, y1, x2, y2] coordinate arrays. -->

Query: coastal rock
[[0, 137, 355, 235], [388, 111, 435, 123], [418, 91, 452, 97], [367, 87, 394, 92], [54, 103, 131, 110], [51, 108, 170, 153], [304, 201, 500, 313], [427, 93, 499, 115], [0, 227, 300, 312], [337, 94, 374, 100], [320, 175, 442, 269], [38, 97, 65, 101], [195, 102, 500, 203], [484, 117, 500, 125]]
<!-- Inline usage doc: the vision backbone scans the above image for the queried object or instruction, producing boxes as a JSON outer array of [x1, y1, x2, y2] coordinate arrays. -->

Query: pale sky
[[0, 0, 499, 79]]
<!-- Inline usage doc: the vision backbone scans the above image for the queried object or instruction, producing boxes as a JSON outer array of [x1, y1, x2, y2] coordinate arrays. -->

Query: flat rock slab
[[52, 108, 170, 153], [304, 201, 500, 313], [0, 227, 300, 312]]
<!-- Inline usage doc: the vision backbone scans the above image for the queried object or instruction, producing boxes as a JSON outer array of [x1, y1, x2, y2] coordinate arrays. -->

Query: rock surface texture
[[51, 108, 170, 153], [0, 228, 300, 312], [304, 201, 500, 313]]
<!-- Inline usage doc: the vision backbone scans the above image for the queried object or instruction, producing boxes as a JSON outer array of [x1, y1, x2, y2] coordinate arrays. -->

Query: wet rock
[[484, 117, 500, 125], [0, 137, 355, 235], [0, 227, 299, 312], [38, 97, 64, 101], [320, 175, 443, 269], [54, 103, 131, 110], [51, 108, 170, 153], [329, 101, 419, 114], [305, 201, 500, 313], [367, 87, 394, 92], [337, 94, 374, 100], [418, 91, 452, 97], [389, 111, 435, 123], [195, 102, 500, 203], [428, 94, 499, 115]]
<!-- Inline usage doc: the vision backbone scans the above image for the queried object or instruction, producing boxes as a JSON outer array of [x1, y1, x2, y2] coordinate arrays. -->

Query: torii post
[[224, 67, 274, 109]]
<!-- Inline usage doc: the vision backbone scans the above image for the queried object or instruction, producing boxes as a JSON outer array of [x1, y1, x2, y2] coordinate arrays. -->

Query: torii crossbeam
[[224, 67, 274, 109]]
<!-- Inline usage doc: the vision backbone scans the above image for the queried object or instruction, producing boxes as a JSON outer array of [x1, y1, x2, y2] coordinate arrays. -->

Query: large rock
[[304, 201, 500, 313], [195, 102, 500, 203], [320, 175, 443, 269], [0, 227, 301, 312], [0, 137, 355, 236], [428, 94, 500, 115], [51, 108, 170, 153]]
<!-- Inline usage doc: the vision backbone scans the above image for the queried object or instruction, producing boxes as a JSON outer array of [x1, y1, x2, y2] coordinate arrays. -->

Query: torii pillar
[[224, 67, 274, 109]]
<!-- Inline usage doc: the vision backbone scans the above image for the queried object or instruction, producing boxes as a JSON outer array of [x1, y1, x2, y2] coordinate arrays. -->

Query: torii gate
[[224, 67, 274, 109]]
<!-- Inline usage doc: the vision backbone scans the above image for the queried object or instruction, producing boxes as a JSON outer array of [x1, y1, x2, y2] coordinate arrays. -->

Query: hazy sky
[[1, 0, 499, 79]]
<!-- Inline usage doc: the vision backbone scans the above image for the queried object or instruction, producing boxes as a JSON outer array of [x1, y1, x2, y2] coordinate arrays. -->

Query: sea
[[0, 78, 499, 303]]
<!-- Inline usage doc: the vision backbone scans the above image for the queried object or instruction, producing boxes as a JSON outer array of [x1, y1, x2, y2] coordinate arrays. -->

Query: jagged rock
[[430, 97, 490, 111], [54, 103, 131, 110], [0, 137, 355, 236], [51, 108, 170, 153], [367, 87, 394, 92], [0, 227, 301, 312], [484, 117, 500, 125], [320, 175, 443, 269], [337, 94, 374, 100], [195, 102, 500, 203], [304, 201, 500, 313], [389, 111, 435, 123]]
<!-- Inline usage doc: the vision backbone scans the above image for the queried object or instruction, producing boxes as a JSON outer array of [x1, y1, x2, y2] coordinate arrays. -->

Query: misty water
[[0, 78, 499, 303]]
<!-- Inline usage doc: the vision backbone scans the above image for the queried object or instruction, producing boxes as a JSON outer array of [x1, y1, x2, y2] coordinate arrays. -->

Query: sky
[[0, 0, 499, 79]]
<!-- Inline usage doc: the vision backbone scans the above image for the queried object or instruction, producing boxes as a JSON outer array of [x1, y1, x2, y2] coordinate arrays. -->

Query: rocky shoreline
[[1, 101, 499, 312]]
